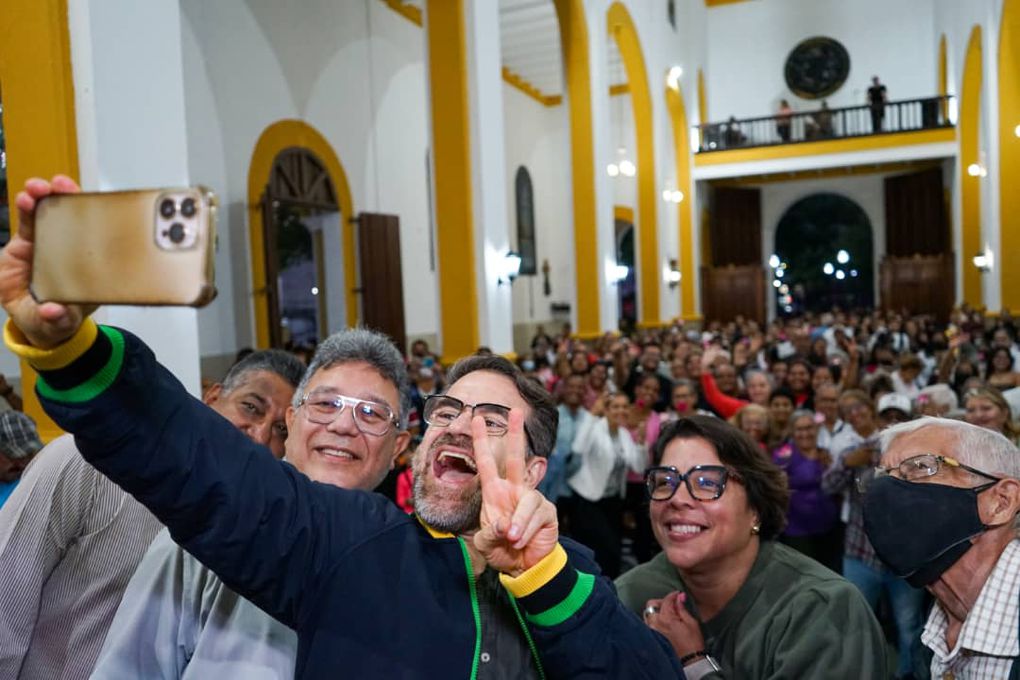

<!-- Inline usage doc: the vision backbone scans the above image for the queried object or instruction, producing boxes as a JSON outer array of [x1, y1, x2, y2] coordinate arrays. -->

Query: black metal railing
[[695, 95, 954, 153]]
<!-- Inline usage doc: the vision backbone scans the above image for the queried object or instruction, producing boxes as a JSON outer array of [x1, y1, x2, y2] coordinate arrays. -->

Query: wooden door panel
[[357, 213, 407, 352]]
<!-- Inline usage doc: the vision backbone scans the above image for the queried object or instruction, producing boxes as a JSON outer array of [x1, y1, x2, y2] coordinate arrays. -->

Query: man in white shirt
[[863, 418, 1020, 679]]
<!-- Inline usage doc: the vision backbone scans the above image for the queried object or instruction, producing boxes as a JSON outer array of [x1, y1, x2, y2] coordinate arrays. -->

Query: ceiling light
[[619, 160, 636, 176], [607, 163, 620, 177], [823, 262, 834, 275]]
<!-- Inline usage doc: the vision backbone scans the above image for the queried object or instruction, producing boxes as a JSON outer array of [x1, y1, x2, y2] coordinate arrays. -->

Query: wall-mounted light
[[967, 163, 987, 178], [1014, 123, 1020, 138], [610, 264, 630, 284], [973, 246, 994, 273], [836, 249, 850, 264], [498, 250, 523, 286], [618, 159, 636, 177], [607, 163, 620, 177], [661, 188, 684, 203], [664, 258, 681, 288], [666, 65, 683, 91]]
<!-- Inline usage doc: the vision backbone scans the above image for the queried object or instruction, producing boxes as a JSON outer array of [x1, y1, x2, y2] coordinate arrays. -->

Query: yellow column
[[426, 0, 479, 362], [960, 25, 983, 307], [553, 0, 600, 337], [665, 86, 698, 321], [608, 2, 659, 328], [1000, 1, 1020, 312], [0, 0, 78, 441]]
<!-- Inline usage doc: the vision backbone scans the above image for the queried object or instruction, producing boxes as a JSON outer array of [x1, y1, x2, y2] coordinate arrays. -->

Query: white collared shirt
[[922, 539, 1020, 679]]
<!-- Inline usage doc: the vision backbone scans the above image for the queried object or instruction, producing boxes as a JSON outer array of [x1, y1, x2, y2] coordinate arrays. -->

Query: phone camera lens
[[180, 198, 197, 218], [159, 198, 176, 219], [168, 222, 186, 244]]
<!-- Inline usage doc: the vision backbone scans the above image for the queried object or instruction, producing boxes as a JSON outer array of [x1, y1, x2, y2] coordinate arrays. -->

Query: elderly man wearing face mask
[[863, 418, 1020, 678]]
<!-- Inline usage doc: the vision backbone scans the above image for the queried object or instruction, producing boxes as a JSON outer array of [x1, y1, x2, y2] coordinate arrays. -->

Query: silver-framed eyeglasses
[[857, 453, 1000, 493], [645, 465, 736, 502], [422, 395, 512, 437], [298, 390, 398, 436]]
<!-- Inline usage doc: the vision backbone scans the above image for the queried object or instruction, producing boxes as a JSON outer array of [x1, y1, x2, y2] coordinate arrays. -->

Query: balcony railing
[[695, 95, 954, 153]]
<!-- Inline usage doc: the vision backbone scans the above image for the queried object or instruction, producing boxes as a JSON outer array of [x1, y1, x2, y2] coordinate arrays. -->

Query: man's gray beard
[[412, 456, 483, 535]]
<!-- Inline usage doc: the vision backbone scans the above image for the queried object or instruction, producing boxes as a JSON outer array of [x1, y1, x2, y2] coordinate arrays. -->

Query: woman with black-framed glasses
[[615, 416, 886, 679]]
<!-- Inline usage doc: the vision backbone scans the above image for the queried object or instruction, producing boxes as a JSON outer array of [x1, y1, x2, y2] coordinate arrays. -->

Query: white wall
[[180, 0, 433, 360], [501, 84, 573, 330], [705, 0, 937, 122]]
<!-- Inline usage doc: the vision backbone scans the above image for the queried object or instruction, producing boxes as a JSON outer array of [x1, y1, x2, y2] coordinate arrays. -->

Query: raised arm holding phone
[[0, 177, 682, 679]]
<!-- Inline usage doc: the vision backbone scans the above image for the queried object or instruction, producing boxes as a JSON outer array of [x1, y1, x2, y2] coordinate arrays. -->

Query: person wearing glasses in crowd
[[615, 416, 885, 679], [1, 174, 681, 678], [91, 329, 411, 679], [863, 418, 1020, 678]]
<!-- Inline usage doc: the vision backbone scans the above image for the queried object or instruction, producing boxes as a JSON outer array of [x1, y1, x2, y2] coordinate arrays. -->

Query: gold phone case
[[31, 187, 217, 307]]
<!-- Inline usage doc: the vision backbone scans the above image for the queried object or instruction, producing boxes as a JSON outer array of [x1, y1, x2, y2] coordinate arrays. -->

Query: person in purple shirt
[[772, 410, 841, 573]]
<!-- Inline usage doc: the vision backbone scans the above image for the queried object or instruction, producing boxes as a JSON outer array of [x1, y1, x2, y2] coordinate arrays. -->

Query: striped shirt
[[922, 539, 1020, 679], [0, 435, 162, 679]]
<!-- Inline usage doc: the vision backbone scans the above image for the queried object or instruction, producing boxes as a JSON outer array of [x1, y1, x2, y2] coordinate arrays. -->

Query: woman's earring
[[751, 523, 761, 535]]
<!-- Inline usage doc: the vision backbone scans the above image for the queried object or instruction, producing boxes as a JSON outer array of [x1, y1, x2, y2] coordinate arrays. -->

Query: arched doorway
[[260, 148, 339, 349], [773, 193, 874, 314], [248, 120, 355, 349]]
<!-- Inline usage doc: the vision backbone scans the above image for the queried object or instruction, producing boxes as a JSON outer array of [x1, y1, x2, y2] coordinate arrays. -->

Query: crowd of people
[[2, 175, 1020, 679]]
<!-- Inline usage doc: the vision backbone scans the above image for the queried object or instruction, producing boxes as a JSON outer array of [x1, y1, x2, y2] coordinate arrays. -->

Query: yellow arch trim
[[426, 0, 478, 362], [614, 205, 635, 224], [608, 2, 659, 326], [665, 86, 698, 321], [247, 120, 356, 348], [938, 34, 948, 119], [960, 25, 983, 307], [0, 0, 78, 441], [553, 0, 600, 336], [697, 68, 708, 125], [1000, 1, 1020, 312]]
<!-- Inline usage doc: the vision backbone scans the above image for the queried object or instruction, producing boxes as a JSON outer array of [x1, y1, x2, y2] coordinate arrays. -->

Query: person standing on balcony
[[867, 76, 887, 132], [776, 99, 794, 142]]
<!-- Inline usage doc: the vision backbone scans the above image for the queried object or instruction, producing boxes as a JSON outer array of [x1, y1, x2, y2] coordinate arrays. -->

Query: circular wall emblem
[[784, 36, 850, 99]]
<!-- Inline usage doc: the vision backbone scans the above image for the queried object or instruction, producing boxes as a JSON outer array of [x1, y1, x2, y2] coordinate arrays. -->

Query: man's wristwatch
[[683, 654, 721, 679]]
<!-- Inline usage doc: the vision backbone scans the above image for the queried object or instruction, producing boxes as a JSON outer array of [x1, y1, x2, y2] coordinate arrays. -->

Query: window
[[514, 166, 536, 275]]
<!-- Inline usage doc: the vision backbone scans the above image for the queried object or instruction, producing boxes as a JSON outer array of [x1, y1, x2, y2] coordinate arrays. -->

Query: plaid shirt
[[821, 429, 884, 570], [922, 539, 1020, 679]]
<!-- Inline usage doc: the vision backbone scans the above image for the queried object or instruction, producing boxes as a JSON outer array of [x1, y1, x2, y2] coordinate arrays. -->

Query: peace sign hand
[[472, 411, 558, 577]]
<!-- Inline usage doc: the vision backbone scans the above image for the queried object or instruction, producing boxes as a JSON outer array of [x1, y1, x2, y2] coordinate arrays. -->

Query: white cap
[[877, 393, 912, 415]]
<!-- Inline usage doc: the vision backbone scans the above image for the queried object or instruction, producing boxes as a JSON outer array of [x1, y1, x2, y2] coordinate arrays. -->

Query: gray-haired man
[[0, 349, 304, 680], [863, 417, 1020, 678], [92, 328, 411, 679]]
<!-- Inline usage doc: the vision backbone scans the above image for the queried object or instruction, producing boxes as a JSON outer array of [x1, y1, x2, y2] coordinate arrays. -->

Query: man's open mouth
[[433, 451, 478, 482]]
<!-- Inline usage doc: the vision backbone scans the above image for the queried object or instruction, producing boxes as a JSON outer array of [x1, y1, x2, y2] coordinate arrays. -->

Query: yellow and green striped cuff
[[500, 543, 568, 597], [4, 318, 99, 370]]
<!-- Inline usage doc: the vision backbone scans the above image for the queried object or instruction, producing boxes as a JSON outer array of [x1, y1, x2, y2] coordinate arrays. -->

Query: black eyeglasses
[[298, 390, 398, 436], [422, 395, 536, 454], [423, 395, 512, 436], [645, 465, 735, 502]]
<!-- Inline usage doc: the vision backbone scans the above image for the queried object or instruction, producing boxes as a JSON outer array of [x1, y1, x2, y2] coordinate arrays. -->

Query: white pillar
[[68, 0, 202, 395], [465, 0, 514, 353]]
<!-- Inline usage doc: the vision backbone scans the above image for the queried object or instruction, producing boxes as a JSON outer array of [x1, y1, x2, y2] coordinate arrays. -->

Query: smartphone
[[31, 187, 217, 307]]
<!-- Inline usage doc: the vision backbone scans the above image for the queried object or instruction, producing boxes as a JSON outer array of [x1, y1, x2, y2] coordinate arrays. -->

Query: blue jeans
[[844, 557, 925, 677]]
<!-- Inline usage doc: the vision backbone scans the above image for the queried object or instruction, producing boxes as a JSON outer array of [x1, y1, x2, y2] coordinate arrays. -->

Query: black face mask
[[863, 476, 993, 587]]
